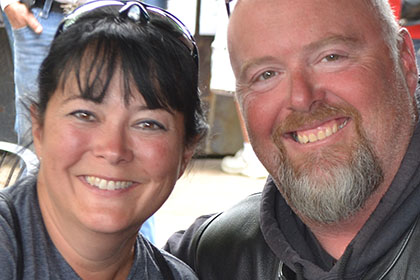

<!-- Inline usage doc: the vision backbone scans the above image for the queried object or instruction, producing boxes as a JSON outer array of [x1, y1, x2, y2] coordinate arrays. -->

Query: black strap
[[151, 244, 175, 280], [0, 192, 23, 279]]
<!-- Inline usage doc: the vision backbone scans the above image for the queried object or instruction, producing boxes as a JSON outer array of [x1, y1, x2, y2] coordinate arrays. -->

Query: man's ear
[[399, 28, 418, 97], [30, 105, 43, 159]]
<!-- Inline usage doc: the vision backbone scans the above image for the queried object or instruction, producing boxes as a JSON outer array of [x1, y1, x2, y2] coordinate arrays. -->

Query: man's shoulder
[[191, 193, 279, 279], [362, 216, 420, 279], [197, 192, 262, 242]]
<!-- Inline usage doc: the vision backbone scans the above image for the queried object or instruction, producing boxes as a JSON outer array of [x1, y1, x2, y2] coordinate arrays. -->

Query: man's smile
[[292, 118, 349, 144]]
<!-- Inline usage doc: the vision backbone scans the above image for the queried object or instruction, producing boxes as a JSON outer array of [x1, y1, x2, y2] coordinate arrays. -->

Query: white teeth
[[295, 120, 348, 145], [325, 127, 332, 137], [297, 134, 309, 144], [99, 179, 107, 190], [308, 133, 317, 143], [338, 119, 348, 129], [85, 176, 134, 190], [317, 130, 326, 140], [332, 123, 338, 133]]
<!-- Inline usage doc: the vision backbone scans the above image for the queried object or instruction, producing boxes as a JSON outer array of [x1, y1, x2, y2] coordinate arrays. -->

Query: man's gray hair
[[366, 0, 420, 117], [365, 0, 403, 63]]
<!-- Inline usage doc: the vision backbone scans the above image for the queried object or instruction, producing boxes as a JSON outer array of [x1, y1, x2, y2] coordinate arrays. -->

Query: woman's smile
[[84, 175, 136, 191]]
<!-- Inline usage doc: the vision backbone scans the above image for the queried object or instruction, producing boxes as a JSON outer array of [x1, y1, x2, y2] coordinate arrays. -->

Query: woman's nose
[[93, 126, 134, 165]]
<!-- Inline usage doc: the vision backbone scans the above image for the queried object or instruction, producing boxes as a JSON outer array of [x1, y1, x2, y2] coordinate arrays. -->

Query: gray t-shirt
[[0, 175, 198, 279]]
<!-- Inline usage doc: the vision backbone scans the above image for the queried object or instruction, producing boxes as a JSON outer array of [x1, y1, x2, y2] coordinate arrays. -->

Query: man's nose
[[286, 70, 324, 112], [93, 125, 134, 165]]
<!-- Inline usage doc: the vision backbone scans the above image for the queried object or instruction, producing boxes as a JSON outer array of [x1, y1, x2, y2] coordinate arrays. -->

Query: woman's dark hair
[[36, 4, 207, 146]]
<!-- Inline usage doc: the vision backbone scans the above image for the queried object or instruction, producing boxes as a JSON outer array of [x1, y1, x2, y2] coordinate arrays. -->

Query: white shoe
[[221, 148, 268, 179]]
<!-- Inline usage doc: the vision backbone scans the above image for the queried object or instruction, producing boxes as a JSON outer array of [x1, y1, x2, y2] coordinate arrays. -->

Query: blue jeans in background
[[12, 8, 63, 146]]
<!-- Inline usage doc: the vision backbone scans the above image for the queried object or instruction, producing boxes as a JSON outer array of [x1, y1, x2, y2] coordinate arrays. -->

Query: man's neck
[[304, 180, 391, 260]]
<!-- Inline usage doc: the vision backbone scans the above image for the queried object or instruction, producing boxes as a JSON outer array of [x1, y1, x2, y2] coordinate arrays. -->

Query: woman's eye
[[136, 120, 166, 131], [70, 110, 96, 122]]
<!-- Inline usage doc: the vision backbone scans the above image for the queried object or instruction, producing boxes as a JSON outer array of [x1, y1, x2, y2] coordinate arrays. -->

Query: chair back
[[0, 141, 38, 188]]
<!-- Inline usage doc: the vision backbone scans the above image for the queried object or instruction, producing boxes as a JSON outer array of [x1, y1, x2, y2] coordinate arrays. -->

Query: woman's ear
[[178, 137, 200, 179], [30, 104, 43, 159]]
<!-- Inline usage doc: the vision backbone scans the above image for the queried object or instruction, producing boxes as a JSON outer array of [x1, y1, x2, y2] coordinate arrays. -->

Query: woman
[[0, 1, 206, 279]]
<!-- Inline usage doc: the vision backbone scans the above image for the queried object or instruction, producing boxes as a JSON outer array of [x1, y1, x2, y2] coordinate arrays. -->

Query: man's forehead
[[230, 0, 373, 16], [226, 0, 386, 72], [228, 0, 379, 41]]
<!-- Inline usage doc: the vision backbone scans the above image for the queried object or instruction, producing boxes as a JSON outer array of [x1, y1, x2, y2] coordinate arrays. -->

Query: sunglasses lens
[[225, 0, 236, 17], [146, 6, 198, 64]]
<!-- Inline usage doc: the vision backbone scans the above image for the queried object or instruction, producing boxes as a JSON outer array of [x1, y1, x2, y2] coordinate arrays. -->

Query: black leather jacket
[[186, 193, 420, 280]]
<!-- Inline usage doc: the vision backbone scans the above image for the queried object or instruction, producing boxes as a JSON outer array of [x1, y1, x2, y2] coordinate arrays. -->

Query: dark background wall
[[0, 23, 17, 143]]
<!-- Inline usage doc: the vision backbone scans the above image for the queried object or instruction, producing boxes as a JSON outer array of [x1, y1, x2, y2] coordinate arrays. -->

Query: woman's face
[[32, 70, 195, 235]]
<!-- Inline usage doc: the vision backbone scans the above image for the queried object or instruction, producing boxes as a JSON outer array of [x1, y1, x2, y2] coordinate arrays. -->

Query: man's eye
[[258, 70, 277, 81], [70, 111, 96, 122], [323, 54, 342, 62]]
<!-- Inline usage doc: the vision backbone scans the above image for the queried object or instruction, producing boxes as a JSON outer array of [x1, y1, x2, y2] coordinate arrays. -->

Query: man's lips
[[286, 117, 350, 144], [272, 103, 359, 149]]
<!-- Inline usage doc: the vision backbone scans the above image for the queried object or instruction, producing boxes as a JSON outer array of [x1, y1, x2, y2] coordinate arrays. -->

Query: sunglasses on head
[[55, 0, 199, 67], [225, 0, 234, 17]]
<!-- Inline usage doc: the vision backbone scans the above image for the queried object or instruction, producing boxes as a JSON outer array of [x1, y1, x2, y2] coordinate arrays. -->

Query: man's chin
[[288, 145, 354, 176], [275, 139, 384, 224]]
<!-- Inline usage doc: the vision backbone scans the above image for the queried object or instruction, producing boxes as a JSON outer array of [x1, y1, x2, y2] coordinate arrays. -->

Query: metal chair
[[0, 141, 38, 188]]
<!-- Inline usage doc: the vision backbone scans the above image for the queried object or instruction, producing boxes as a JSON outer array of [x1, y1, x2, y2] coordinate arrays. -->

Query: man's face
[[228, 0, 417, 223]]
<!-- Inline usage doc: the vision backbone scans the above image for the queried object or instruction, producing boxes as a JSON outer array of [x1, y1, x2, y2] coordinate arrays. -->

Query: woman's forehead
[[60, 70, 145, 103]]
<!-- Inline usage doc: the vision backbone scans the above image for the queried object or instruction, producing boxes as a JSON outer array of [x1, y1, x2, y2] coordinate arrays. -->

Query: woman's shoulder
[[133, 234, 198, 280], [0, 175, 37, 279], [0, 175, 38, 223], [159, 247, 198, 279], [0, 175, 37, 199], [0, 175, 35, 212]]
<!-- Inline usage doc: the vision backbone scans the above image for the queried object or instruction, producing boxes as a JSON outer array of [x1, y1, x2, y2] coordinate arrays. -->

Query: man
[[165, 0, 420, 279]]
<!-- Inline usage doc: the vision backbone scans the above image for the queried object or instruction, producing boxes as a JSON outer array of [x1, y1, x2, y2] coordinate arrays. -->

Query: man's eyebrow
[[303, 35, 362, 54], [238, 56, 280, 82]]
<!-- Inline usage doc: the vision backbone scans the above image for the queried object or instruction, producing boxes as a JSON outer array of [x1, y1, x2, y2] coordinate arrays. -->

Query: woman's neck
[[37, 187, 137, 280]]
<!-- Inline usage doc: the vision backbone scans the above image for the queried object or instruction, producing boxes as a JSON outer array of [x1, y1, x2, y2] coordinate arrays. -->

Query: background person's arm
[[3, 1, 42, 33]]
